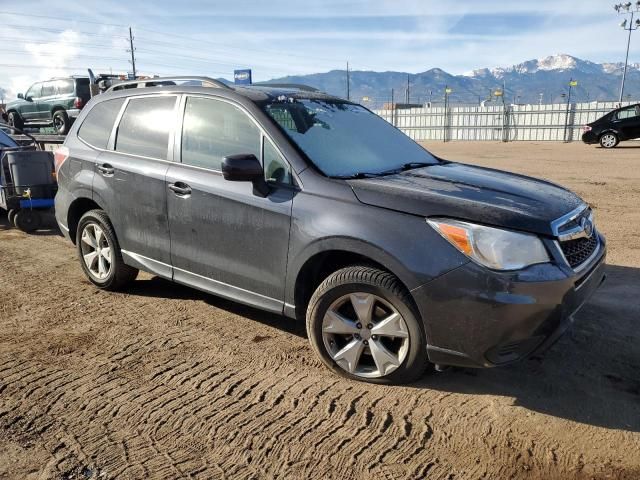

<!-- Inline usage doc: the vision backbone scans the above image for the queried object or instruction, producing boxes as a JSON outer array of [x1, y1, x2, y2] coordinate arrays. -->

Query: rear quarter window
[[77, 98, 125, 149]]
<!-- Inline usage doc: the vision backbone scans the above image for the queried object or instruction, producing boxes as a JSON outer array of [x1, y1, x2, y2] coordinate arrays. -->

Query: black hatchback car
[[54, 78, 607, 384], [582, 103, 640, 148]]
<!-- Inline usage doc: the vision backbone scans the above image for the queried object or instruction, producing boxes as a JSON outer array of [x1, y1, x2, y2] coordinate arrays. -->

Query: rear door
[[93, 94, 178, 277], [166, 95, 295, 312], [37, 81, 57, 120]]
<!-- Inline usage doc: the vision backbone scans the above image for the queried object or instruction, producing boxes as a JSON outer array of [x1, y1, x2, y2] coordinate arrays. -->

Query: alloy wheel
[[601, 134, 617, 148], [80, 223, 112, 280], [322, 293, 410, 378]]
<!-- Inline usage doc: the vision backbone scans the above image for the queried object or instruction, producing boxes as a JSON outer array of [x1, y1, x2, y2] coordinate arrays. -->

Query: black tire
[[7, 111, 23, 131], [14, 209, 41, 233], [599, 132, 619, 148], [76, 209, 138, 290], [306, 266, 428, 384], [52, 110, 70, 135], [7, 209, 17, 227]]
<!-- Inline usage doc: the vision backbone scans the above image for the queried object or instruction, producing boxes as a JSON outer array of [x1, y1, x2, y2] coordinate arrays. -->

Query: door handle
[[97, 164, 114, 176], [169, 182, 192, 196]]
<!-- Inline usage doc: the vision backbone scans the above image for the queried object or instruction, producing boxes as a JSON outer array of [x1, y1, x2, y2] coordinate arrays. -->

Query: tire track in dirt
[[1, 175, 640, 480]]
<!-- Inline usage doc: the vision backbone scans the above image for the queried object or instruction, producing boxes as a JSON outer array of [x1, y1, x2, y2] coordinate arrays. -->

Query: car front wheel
[[76, 210, 138, 290], [599, 132, 619, 148], [7, 111, 23, 131], [306, 266, 428, 384]]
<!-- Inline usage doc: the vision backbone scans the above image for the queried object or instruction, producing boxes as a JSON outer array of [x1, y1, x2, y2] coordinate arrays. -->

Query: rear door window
[[78, 98, 125, 149], [41, 81, 56, 97], [115, 96, 177, 160], [616, 106, 639, 120]]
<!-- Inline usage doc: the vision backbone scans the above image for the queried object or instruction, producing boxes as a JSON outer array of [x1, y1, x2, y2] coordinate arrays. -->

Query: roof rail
[[251, 82, 319, 92], [105, 76, 231, 92]]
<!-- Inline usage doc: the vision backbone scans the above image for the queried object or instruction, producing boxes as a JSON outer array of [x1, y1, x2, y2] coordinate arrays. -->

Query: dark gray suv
[[54, 79, 607, 384]]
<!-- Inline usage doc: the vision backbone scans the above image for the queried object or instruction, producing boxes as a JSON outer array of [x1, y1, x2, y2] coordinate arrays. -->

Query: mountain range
[[260, 54, 640, 106]]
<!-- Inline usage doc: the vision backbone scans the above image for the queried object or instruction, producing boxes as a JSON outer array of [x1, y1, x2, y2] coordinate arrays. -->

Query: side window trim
[[108, 93, 179, 162], [177, 94, 294, 177]]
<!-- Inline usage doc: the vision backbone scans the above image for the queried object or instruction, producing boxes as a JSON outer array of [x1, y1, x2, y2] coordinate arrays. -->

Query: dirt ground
[[0, 141, 638, 480]]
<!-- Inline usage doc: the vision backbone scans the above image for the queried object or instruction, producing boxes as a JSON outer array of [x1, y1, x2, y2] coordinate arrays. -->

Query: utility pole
[[563, 79, 577, 142], [127, 26, 137, 78], [613, 2, 640, 103], [390, 88, 395, 126], [405, 74, 410, 104], [346, 62, 350, 101]]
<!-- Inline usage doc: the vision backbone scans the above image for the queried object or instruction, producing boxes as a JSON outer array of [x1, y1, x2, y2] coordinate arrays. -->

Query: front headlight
[[427, 218, 550, 271]]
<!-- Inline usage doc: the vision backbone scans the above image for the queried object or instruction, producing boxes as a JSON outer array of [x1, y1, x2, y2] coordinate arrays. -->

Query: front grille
[[560, 234, 598, 269]]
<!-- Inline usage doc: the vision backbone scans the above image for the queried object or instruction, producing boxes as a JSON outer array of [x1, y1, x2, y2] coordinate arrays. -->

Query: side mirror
[[222, 154, 270, 197], [17, 93, 24, 99]]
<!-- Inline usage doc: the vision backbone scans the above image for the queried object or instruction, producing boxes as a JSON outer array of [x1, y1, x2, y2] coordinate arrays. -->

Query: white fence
[[374, 101, 635, 142]]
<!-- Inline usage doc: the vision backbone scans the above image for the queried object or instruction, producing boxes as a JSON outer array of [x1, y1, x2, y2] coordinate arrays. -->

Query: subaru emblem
[[580, 216, 594, 238]]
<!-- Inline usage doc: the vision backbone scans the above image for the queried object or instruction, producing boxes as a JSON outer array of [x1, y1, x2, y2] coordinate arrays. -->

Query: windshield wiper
[[331, 171, 389, 179], [399, 162, 433, 171], [332, 162, 433, 179]]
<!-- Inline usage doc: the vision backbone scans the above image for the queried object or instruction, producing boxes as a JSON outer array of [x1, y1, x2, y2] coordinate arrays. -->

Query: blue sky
[[0, 0, 638, 99]]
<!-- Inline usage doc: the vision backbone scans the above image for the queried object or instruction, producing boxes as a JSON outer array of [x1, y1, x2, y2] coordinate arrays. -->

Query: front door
[[20, 83, 41, 121], [166, 95, 295, 312]]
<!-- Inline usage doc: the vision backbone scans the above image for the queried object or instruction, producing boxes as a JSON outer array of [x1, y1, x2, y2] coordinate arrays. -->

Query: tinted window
[[181, 96, 260, 170], [115, 96, 177, 159], [56, 79, 75, 95], [78, 98, 125, 149], [263, 138, 292, 184], [41, 81, 56, 97], [616, 106, 639, 120], [75, 78, 90, 98]]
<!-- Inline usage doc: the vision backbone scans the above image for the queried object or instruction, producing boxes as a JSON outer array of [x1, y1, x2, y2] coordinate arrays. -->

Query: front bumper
[[412, 235, 607, 368]]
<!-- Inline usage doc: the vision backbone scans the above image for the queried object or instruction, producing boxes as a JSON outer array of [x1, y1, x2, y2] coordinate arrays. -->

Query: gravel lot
[[0, 141, 638, 479]]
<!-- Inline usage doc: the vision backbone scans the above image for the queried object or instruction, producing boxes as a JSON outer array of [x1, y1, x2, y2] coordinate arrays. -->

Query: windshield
[[262, 98, 437, 177], [0, 129, 18, 148]]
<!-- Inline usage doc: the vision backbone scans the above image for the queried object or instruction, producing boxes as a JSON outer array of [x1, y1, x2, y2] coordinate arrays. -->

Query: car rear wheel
[[599, 132, 618, 148], [306, 266, 428, 384], [7, 111, 23, 131], [52, 110, 70, 135], [76, 209, 138, 290]]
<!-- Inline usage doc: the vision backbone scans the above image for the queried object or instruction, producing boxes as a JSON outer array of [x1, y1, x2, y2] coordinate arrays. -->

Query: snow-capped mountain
[[267, 54, 640, 105]]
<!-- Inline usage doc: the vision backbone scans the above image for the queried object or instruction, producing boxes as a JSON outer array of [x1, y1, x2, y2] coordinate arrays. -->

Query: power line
[[0, 10, 127, 28], [3, 24, 129, 39]]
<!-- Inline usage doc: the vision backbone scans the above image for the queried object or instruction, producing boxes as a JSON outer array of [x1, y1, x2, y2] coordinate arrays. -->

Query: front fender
[[284, 189, 469, 309]]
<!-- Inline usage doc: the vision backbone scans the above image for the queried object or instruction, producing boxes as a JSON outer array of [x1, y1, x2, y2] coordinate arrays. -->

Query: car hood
[[348, 162, 584, 236]]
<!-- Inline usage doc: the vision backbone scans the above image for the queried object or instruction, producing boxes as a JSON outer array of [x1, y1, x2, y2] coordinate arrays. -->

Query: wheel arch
[[289, 241, 417, 322], [67, 197, 104, 244]]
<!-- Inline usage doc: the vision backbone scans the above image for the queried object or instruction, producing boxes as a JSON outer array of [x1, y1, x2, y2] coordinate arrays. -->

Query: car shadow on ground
[[0, 209, 62, 236], [126, 262, 639, 432], [125, 275, 307, 339], [414, 264, 640, 432]]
